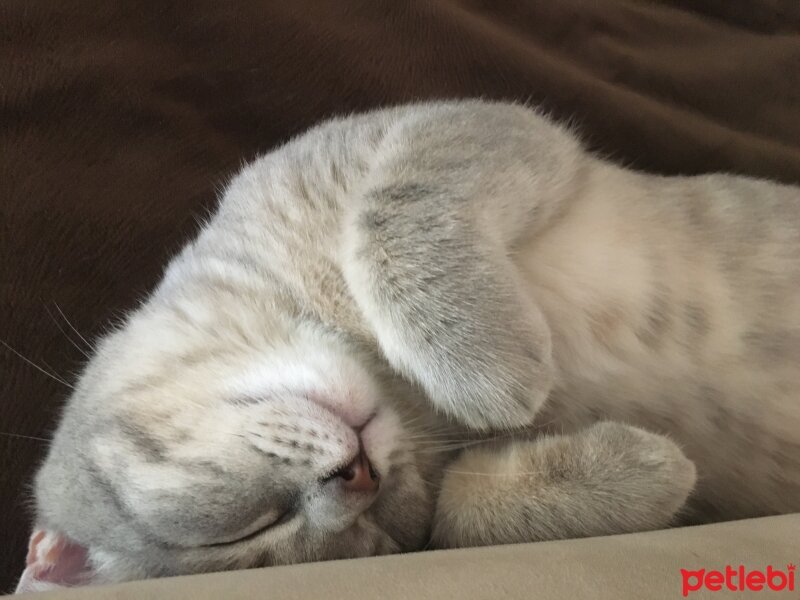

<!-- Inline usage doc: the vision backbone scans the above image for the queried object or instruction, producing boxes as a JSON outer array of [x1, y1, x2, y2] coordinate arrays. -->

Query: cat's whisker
[[402, 433, 472, 442], [412, 446, 478, 455], [408, 437, 478, 446], [408, 424, 558, 455], [0, 338, 75, 390], [44, 305, 92, 361], [406, 442, 474, 453], [441, 467, 549, 478], [53, 302, 94, 352], [0, 431, 50, 443], [411, 445, 483, 455], [410, 427, 535, 450], [412, 441, 475, 449]]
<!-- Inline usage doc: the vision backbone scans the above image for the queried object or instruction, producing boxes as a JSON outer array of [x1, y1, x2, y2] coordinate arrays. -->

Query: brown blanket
[[1, 0, 799, 592]]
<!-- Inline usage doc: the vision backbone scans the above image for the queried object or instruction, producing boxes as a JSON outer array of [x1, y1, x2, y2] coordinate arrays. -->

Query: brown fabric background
[[1, 0, 799, 593]]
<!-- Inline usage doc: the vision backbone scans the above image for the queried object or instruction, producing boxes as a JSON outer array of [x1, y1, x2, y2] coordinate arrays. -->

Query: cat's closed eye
[[204, 507, 296, 547]]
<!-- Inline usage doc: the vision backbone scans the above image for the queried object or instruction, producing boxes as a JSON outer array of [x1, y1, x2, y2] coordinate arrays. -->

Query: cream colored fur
[[16, 100, 800, 592]]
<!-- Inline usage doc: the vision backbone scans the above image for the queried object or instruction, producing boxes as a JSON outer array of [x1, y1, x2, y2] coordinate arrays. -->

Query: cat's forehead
[[221, 345, 383, 428], [88, 305, 292, 388]]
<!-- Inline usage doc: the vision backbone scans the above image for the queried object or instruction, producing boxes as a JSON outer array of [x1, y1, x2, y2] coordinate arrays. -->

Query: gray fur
[[18, 100, 800, 590]]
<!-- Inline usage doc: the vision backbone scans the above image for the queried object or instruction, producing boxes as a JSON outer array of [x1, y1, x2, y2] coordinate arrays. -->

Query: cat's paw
[[584, 421, 698, 519], [341, 188, 555, 432], [431, 421, 697, 548]]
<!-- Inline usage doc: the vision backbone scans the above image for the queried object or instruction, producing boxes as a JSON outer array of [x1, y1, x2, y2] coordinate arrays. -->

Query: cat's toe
[[587, 421, 698, 520]]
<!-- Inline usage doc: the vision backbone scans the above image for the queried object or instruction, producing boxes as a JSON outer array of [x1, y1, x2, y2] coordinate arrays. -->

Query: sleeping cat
[[16, 100, 800, 593]]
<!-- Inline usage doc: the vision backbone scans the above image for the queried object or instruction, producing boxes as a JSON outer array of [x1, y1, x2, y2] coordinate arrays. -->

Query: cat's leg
[[431, 421, 697, 548], [342, 101, 587, 431]]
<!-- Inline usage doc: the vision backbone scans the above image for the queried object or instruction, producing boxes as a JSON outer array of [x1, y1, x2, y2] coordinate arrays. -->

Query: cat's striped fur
[[17, 100, 800, 592]]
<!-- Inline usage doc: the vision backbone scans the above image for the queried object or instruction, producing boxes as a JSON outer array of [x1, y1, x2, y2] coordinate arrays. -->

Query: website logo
[[681, 565, 795, 596]]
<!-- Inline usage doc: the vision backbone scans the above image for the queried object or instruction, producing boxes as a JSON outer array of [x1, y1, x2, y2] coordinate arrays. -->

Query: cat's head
[[17, 258, 451, 592]]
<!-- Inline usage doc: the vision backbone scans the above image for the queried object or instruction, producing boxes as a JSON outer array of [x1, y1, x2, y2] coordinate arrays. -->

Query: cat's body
[[526, 165, 800, 522], [16, 100, 800, 592]]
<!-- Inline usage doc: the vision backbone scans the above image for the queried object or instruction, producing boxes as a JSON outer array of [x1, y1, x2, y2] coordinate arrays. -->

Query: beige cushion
[[25, 514, 799, 599]]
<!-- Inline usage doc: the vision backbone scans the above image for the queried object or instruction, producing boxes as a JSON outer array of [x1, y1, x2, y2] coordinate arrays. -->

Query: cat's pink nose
[[335, 448, 379, 494]]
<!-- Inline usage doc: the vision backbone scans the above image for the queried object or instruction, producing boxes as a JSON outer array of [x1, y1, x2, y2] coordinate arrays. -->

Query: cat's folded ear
[[15, 529, 93, 594], [341, 185, 555, 431]]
